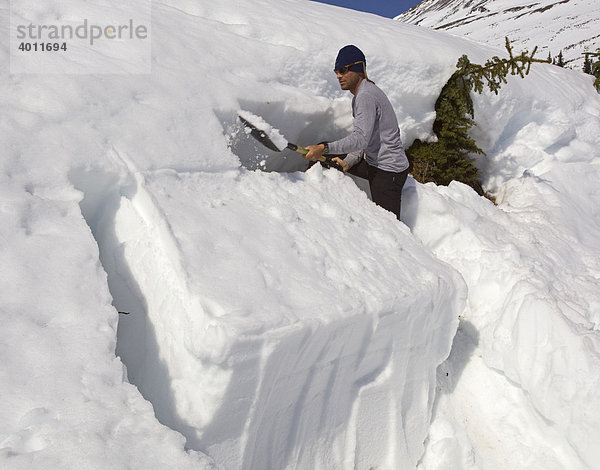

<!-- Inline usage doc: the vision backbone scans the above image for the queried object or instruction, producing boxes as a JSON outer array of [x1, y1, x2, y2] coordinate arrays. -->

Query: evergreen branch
[[406, 37, 545, 195], [455, 38, 546, 95]]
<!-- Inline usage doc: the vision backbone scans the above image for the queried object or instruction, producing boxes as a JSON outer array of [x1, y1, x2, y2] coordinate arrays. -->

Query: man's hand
[[331, 157, 349, 172], [304, 144, 325, 162]]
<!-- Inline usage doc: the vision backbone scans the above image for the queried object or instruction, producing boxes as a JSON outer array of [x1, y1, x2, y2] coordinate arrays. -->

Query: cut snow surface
[[2, 0, 600, 469], [108, 166, 462, 469]]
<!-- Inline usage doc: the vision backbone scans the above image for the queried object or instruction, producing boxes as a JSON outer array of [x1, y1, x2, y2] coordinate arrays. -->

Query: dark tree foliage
[[583, 54, 592, 75], [407, 38, 546, 196], [587, 50, 600, 92]]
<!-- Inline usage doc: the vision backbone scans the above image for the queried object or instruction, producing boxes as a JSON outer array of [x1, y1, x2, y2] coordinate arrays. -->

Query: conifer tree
[[556, 50, 565, 67], [590, 49, 600, 92], [583, 53, 592, 75], [407, 38, 546, 195]]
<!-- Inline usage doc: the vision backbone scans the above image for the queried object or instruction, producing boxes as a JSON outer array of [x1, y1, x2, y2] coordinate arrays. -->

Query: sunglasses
[[334, 61, 365, 75]]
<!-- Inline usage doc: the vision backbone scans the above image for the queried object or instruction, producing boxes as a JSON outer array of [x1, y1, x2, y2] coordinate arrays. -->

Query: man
[[305, 45, 410, 220]]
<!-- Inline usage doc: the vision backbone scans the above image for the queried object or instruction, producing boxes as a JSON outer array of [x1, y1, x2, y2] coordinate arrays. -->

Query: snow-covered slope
[[397, 0, 600, 67], [2, 0, 600, 469]]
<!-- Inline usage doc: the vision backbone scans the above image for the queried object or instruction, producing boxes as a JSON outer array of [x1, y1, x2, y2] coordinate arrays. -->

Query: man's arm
[[305, 92, 377, 164], [343, 149, 363, 168], [328, 93, 377, 155]]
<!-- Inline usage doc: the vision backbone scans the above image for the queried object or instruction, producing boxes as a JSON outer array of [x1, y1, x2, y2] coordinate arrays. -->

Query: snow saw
[[238, 110, 343, 171]]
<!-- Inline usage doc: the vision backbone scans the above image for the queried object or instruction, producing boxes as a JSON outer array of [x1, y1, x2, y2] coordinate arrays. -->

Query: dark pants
[[348, 159, 409, 220]]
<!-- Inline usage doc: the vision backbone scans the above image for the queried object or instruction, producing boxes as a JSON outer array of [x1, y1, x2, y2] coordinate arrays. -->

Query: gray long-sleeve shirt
[[328, 80, 409, 173]]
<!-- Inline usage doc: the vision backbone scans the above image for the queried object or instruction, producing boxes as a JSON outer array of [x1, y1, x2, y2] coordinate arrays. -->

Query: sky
[[310, 0, 422, 18]]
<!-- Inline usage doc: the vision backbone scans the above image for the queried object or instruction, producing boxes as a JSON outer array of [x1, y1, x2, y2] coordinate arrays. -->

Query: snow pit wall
[[72, 164, 463, 469], [221, 102, 354, 174]]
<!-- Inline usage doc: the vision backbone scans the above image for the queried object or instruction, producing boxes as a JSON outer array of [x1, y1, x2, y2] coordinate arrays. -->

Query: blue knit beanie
[[334, 45, 366, 73]]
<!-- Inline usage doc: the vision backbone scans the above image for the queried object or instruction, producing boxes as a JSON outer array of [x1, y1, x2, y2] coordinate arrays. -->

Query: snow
[[238, 109, 289, 152], [2, 0, 600, 469], [397, 0, 600, 68]]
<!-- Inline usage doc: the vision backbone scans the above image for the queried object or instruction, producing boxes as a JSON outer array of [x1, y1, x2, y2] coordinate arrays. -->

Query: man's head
[[334, 45, 367, 94]]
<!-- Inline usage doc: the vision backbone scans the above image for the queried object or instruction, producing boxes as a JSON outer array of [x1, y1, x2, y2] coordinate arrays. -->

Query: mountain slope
[[397, 0, 600, 67]]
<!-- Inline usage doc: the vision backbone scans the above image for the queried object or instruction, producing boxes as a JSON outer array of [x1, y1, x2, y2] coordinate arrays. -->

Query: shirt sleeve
[[328, 91, 377, 155], [343, 149, 364, 168]]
